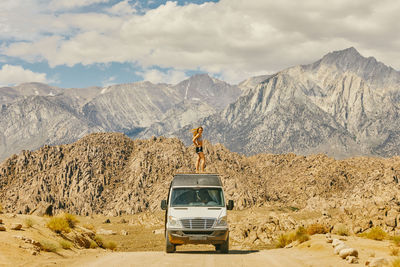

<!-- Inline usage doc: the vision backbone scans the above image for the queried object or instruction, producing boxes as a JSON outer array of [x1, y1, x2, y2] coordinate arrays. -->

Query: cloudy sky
[[0, 0, 399, 88]]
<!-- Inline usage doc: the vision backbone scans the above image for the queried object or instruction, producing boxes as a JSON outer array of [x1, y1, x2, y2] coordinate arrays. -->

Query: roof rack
[[172, 173, 222, 186], [174, 172, 219, 175]]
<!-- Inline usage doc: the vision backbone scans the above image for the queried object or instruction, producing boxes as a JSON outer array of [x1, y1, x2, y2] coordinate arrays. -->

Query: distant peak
[[324, 47, 363, 60], [315, 47, 376, 71], [189, 73, 211, 79]]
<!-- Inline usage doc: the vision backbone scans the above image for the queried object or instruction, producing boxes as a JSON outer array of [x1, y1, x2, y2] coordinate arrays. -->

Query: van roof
[[171, 173, 222, 187]]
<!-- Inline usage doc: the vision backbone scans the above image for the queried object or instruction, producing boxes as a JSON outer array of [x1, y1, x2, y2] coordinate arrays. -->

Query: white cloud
[[106, 0, 137, 15], [137, 69, 188, 84], [49, 0, 111, 10], [0, 65, 48, 86], [1, 0, 400, 84]]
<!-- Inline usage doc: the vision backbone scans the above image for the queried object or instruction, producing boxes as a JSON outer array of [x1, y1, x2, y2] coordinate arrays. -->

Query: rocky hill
[[176, 47, 400, 158], [1, 133, 399, 234]]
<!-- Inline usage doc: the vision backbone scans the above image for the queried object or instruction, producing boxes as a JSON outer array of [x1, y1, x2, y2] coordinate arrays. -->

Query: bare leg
[[199, 152, 205, 172], [196, 154, 201, 173]]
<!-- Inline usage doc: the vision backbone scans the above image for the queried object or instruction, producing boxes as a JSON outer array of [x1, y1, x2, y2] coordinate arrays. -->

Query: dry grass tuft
[[392, 258, 400, 267], [46, 217, 71, 234], [360, 226, 387, 241], [63, 213, 79, 228], [306, 223, 329, 235], [392, 235, 400, 247], [335, 224, 349, 236], [104, 241, 117, 251], [24, 218, 35, 228], [59, 240, 73, 250], [40, 240, 59, 252], [90, 240, 98, 249], [276, 226, 310, 248], [391, 246, 400, 256]]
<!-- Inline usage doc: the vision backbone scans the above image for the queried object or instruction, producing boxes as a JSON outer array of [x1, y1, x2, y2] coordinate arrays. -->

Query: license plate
[[189, 236, 207, 240]]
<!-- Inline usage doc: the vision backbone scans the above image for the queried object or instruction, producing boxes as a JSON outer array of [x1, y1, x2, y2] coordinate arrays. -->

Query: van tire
[[214, 244, 221, 251], [166, 233, 176, 253], [220, 234, 229, 254]]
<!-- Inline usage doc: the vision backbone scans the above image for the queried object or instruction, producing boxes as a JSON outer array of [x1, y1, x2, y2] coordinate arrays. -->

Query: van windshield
[[170, 187, 225, 207]]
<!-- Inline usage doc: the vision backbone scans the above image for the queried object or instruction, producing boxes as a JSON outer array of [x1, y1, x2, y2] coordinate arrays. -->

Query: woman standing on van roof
[[191, 126, 205, 173]]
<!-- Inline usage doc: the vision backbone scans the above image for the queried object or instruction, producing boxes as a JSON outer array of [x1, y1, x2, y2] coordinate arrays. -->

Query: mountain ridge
[[1, 47, 399, 160]]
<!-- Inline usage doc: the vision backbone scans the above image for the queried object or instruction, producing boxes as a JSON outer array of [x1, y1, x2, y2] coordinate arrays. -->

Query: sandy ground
[[69, 235, 395, 267], [0, 211, 398, 267]]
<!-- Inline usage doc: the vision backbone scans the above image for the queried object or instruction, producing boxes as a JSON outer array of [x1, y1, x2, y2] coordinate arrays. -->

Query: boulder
[[152, 229, 163, 235], [97, 228, 116, 235], [66, 232, 91, 248], [121, 230, 128, 236], [365, 257, 389, 267], [334, 243, 348, 255], [385, 211, 397, 228], [346, 255, 358, 264], [0, 225, 6, 231], [332, 239, 343, 247], [11, 224, 22, 230], [325, 233, 331, 239], [339, 248, 358, 259]]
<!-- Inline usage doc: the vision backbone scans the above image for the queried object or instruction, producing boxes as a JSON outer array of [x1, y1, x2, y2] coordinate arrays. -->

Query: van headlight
[[168, 216, 182, 228], [215, 216, 227, 227]]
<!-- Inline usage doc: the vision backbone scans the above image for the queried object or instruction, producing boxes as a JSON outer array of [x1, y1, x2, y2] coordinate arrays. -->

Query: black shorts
[[196, 146, 203, 154]]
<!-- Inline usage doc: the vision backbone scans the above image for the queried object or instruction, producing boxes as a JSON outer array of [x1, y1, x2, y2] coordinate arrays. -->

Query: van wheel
[[166, 233, 176, 253], [214, 244, 221, 251], [220, 234, 229, 254]]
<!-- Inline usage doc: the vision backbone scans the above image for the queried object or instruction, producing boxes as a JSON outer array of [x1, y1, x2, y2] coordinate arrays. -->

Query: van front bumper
[[167, 229, 228, 245]]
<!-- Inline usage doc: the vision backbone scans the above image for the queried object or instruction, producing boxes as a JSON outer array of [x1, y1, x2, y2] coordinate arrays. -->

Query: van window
[[170, 188, 224, 207]]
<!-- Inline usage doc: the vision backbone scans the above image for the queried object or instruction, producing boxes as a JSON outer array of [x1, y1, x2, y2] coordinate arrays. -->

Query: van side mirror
[[227, 200, 234, 210], [161, 200, 167, 210]]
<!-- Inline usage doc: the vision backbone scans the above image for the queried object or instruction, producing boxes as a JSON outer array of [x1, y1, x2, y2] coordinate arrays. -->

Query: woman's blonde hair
[[190, 126, 203, 136]]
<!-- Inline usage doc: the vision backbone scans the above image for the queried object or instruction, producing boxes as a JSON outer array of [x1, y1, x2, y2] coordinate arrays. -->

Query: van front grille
[[183, 231, 213, 235], [180, 218, 215, 229]]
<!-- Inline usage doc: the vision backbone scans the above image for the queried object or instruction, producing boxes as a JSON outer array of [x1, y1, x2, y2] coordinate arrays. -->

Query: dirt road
[[76, 235, 395, 267], [77, 248, 360, 267], [79, 250, 312, 267]]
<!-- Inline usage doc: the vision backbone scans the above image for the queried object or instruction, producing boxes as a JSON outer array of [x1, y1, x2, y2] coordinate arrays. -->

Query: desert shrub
[[295, 226, 310, 243], [360, 226, 387, 241], [46, 217, 71, 234], [307, 223, 329, 235], [392, 235, 400, 247], [391, 247, 400, 256], [94, 235, 104, 248], [335, 224, 349, 236], [104, 241, 117, 251], [90, 240, 98, 249], [40, 240, 59, 252], [392, 258, 400, 267], [276, 227, 309, 248], [63, 213, 79, 228], [59, 240, 73, 250], [83, 223, 96, 232], [276, 233, 291, 248], [24, 218, 35, 228]]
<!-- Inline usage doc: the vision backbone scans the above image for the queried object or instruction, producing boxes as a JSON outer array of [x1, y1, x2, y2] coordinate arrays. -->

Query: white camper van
[[161, 173, 234, 253]]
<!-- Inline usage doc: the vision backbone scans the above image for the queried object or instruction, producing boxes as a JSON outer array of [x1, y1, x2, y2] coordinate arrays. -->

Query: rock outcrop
[[0, 133, 399, 238]]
